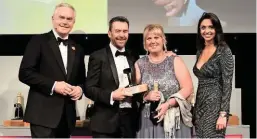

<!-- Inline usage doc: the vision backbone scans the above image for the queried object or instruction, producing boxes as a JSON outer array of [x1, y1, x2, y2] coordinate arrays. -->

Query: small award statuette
[[123, 68, 148, 96], [150, 81, 160, 125], [13, 92, 24, 120], [119, 68, 148, 108]]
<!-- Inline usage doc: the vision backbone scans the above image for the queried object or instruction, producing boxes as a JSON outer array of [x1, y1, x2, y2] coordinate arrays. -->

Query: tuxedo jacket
[[18, 31, 86, 131], [85, 46, 140, 133]]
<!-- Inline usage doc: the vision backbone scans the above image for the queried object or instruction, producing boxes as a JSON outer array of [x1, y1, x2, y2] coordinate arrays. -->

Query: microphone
[[123, 68, 133, 87], [121, 68, 148, 96]]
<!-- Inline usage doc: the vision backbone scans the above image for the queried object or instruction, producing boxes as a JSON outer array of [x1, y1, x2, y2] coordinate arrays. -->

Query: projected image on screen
[[108, 0, 256, 33], [0, 0, 107, 34], [0, 0, 255, 34], [152, 0, 206, 26]]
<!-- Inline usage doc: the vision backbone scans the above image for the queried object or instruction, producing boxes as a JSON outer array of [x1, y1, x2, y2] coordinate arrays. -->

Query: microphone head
[[123, 68, 131, 74]]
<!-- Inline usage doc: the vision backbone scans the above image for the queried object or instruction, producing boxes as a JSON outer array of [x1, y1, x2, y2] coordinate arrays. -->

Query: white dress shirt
[[50, 29, 68, 95], [109, 43, 132, 108]]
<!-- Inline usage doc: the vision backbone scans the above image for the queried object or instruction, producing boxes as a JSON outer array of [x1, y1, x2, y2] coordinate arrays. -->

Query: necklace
[[148, 52, 166, 64]]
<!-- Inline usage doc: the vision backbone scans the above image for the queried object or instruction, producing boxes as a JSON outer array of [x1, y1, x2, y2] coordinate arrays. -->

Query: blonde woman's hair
[[143, 24, 167, 54]]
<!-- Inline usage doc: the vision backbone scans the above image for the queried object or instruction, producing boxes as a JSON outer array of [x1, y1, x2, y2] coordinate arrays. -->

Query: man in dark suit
[[85, 16, 140, 138], [18, 3, 85, 138]]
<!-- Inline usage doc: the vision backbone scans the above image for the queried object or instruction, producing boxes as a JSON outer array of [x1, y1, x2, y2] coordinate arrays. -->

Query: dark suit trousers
[[92, 108, 135, 138], [30, 104, 70, 138], [119, 108, 136, 138]]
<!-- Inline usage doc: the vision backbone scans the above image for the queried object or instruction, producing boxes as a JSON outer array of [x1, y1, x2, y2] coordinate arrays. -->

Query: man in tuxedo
[[18, 3, 85, 138], [85, 16, 140, 138]]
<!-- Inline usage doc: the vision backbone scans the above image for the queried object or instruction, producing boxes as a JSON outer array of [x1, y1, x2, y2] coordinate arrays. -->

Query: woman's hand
[[144, 90, 161, 101], [216, 116, 227, 130], [154, 102, 170, 122]]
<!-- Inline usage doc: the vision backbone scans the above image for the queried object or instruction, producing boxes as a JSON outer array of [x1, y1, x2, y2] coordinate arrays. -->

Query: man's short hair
[[108, 16, 129, 31]]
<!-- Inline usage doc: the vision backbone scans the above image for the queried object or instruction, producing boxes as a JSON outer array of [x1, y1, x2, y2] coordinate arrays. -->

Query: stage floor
[[0, 125, 250, 138]]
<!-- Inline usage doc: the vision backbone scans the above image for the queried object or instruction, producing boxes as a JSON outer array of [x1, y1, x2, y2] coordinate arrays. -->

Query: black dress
[[193, 45, 234, 138]]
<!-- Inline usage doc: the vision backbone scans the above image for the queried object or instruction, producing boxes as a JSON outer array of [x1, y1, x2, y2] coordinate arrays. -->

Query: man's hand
[[54, 81, 73, 96], [112, 88, 132, 101], [69, 86, 83, 101]]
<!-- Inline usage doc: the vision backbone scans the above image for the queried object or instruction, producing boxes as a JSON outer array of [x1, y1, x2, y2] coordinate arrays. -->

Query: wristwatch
[[219, 113, 227, 118]]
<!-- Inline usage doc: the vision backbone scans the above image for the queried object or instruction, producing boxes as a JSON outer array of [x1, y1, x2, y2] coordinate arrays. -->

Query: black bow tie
[[57, 37, 68, 46], [115, 50, 127, 57]]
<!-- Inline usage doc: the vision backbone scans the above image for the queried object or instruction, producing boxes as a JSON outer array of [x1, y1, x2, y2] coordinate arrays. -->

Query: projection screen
[[0, 0, 255, 34]]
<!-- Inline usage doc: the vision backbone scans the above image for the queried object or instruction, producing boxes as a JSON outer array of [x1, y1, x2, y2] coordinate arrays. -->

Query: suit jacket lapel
[[48, 31, 66, 77], [67, 41, 75, 80], [126, 54, 134, 70], [106, 47, 119, 87]]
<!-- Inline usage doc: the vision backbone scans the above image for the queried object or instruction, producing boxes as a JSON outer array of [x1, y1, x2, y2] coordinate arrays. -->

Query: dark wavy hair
[[109, 16, 129, 31], [196, 12, 226, 50]]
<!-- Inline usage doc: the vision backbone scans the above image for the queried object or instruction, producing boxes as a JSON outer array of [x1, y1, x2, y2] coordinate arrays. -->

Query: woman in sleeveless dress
[[135, 24, 194, 138], [193, 12, 234, 138]]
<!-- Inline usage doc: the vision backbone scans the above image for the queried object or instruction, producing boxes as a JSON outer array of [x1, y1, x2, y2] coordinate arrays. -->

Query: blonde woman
[[135, 24, 193, 138]]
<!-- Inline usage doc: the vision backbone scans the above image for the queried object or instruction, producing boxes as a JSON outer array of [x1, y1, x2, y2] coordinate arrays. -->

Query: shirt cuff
[[50, 81, 56, 95], [110, 91, 114, 105]]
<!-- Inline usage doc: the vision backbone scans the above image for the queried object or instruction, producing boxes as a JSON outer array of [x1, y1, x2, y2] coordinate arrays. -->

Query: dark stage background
[[0, 33, 256, 137]]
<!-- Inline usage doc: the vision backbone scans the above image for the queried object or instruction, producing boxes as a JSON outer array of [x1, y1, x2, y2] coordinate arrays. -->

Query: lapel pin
[[71, 46, 76, 51]]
